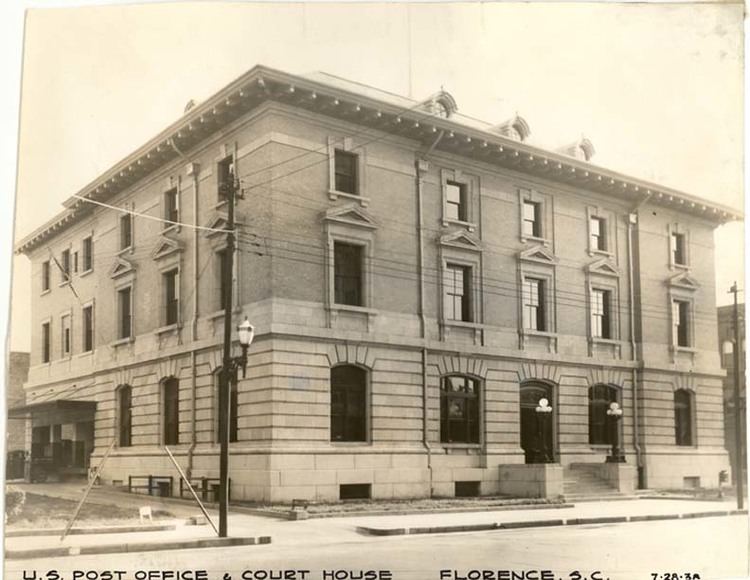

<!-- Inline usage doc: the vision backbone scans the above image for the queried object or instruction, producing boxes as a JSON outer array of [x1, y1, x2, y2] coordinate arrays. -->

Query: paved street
[[5, 514, 748, 580]]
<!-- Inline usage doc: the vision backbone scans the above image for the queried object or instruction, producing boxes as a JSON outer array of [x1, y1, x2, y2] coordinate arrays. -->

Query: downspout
[[417, 130, 444, 497], [170, 138, 200, 478], [627, 192, 652, 489]]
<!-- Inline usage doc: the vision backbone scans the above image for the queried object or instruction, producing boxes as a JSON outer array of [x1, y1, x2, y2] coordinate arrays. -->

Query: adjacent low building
[[13, 65, 740, 501]]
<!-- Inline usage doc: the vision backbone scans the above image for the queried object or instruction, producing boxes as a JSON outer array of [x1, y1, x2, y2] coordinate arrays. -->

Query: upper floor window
[[42, 261, 50, 292], [217, 155, 235, 202], [82, 236, 93, 272], [118, 385, 132, 447], [672, 299, 691, 347], [334, 150, 358, 195], [120, 213, 133, 250], [444, 264, 472, 322], [41, 322, 50, 363], [446, 181, 467, 222], [61, 314, 72, 357], [163, 378, 180, 446], [523, 201, 542, 238], [330, 365, 367, 442], [522, 277, 545, 331], [163, 269, 179, 326], [164, 187, 179, 224], [589, 384, 618, 445], [82, 305, 93, 352], [117, 286, 132, 339], [591, 288, 612, 339], [674, 389, 694, 446], [60, 249, 71, 282], [590, 216, 607, 252], [440, 375, 480, 444], [334, 242, 364, 307], [671, 232, 686, 266]]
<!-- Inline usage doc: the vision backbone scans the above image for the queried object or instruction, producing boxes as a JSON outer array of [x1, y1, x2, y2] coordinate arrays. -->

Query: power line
[[71, 194, 235, 234]]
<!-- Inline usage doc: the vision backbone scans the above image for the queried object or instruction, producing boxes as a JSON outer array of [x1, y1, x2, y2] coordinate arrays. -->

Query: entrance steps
[[563, 463, 633, 502]]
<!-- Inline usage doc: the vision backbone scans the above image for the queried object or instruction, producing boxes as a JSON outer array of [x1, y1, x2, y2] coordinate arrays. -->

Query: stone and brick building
[[13, 65, 740, 500]]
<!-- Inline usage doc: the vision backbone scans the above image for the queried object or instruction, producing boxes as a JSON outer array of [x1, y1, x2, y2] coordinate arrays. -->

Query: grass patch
[[237, 496, 565, 516], [5, 490, 174, 529]]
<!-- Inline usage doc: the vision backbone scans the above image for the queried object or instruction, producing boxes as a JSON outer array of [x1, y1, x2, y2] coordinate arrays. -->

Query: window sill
[[522, 328, 557, 338], [58, 280, 71, 288], [215, 199, 229, 210], [207, 309, 227, 321], [75, 350, 94, 359], [590, 337, 620, 345], [117, 246, 134, 256], [589, 248, 614, 258], [163, 224, 181, 235], [112, 336, 135, 347], [330, 441, 371, 446], [79, 268, 94, 278], [330, 304, 377, 316], [441, 443, 481, 449], [672, 345, 698, 353], [442, 218, 477, 233], [155, 323, 181, 336], [521, 235, 550, 246], [670, 262, 690, 271], [441, 319, 483, 329], [41, 289, 51, 296], [328, 189, 369, 207]]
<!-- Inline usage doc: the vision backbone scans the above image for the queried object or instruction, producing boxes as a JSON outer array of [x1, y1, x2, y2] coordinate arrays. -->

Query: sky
[[2, 1, 745, 353]]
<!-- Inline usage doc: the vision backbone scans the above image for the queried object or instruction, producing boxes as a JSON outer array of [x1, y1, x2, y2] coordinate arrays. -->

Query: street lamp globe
[[536, 397, 552, 413], [237, 316, 255, 347], [607, 401, 623, 417]]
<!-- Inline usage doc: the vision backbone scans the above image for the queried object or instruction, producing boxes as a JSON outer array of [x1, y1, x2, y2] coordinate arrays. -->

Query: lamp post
[[535, 397, 553, 463], [606, 401, 625, 463], [218, 316, 255, 537]]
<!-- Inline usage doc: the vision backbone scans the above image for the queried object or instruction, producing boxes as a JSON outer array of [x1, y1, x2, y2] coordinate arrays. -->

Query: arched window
[[331, 365, 367, 442], [440, 375, 480, 444], [588, 384, 618, 445], [214, 368, 239, 443], [117, 385, 132, 447], [519, 382, 554, 464], [674, 389, 694, 446], [163, 378, 180, 445]]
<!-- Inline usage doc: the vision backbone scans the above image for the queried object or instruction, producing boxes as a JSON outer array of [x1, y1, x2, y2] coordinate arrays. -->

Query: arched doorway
[[520, 382, 555, 464]]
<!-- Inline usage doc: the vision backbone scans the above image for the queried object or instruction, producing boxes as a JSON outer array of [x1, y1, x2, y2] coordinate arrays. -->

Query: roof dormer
[[490, 113, 531, 142], [557, 136, 595, 162], [420, 89, 458, 119]]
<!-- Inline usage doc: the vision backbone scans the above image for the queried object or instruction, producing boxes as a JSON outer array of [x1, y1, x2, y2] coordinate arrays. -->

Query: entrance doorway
[[520, 383, 554, 464]]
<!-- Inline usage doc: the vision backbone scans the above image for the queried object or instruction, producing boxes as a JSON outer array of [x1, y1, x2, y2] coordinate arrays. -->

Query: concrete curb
[[6, 523, 177, 537], [5, 535, 272, 560], [356, 509, 747, 537]]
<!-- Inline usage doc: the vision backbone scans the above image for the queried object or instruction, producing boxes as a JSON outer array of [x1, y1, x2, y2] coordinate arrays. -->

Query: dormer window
[[491, 114, 531, 142]]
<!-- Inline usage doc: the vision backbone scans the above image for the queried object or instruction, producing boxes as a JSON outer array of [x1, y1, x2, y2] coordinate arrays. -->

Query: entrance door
[[520, 383, 554, 464]]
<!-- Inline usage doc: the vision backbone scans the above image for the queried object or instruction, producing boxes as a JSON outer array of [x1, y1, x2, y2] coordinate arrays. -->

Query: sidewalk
[[5, 485, 747, 560]]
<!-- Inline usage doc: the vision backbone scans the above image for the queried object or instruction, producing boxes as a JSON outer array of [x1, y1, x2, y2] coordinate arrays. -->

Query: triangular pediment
[[518, 244, 557, 264], [669, 271, 700, 290], [109, 257, 135, 279], [323, 204, 378, 230], [203, 213, 230, 238], [586, 257, 620, 277], [151, 236, 184, 261], [439, 230, 483, 252]]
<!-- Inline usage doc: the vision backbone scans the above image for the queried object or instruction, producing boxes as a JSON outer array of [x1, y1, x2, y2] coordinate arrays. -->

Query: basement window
[[339, 483, 371, 501], [455, 481, 480, 498]]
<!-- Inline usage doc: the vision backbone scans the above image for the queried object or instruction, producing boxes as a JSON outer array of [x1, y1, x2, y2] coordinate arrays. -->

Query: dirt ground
[[5, 491, 174, 529]]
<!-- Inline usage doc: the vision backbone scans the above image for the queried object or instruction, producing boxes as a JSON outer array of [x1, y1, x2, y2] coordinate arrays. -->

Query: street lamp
[[535, 397, 553, 463], [218, 316, 255, 537], [605, 401, 625, 463]]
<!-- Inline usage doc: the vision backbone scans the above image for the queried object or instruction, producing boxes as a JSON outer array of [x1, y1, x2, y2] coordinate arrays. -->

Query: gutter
[[416, 130, 444, 497], [627, 191, 652, 489]]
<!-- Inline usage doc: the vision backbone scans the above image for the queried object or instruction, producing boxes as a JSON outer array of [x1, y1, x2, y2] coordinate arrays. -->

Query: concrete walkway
[[5, 483, 747, 560]]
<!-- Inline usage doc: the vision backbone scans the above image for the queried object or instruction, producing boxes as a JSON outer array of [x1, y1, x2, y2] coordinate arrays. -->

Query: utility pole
[[218, 166, 238, 537], [730, 282, 744, 510]]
